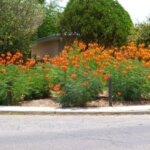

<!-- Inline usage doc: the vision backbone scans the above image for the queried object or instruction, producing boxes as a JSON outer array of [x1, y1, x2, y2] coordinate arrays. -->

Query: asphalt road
[[0, 115, 150, 150]]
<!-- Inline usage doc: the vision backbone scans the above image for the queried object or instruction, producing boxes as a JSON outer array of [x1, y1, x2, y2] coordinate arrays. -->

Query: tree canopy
[[59, 0, 133, 47], [135, 19, 150, 46], [37, 0, 63, 38], [0, 0, 44, 54], [38, 0, 45, 4]]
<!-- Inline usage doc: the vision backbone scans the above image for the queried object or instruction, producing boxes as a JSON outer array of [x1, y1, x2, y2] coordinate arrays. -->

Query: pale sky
[[59, 0, 150, 23], [47, 0, 150, 24]]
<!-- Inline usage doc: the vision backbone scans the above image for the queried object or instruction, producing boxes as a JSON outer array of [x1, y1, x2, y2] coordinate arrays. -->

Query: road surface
[[0, 115, 150, 150]]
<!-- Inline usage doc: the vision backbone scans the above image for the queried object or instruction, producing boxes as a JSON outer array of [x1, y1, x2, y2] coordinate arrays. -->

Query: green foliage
[[0, 43, 150, 106], [57, 76, 102, 107], [106, 60, 150, 101], [38, 0, 45, 4], [0, 64, 50, 105], [0, 64, 27, 104], [37, 0, 63, 38], [59, 0, 133, 47], [0, 0, 44, 54], [128, 16, 150, 46], [127, 26, 140, 44], [24, 65, 50, 100], [135, 21, 150, 46], [52, 62, 103, 107]]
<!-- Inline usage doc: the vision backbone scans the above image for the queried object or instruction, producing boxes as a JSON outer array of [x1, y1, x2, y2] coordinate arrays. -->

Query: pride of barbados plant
[[48, 42, 150, 106], [0, 41, 150, 106]]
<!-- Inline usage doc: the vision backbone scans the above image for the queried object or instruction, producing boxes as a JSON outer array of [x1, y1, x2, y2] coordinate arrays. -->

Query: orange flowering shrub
[[0, 61, 50, 104], [0, 41, 150, 106], [47, 41, 150, 104], [0, 64, 32, 104], [46, 44, 105, 107]]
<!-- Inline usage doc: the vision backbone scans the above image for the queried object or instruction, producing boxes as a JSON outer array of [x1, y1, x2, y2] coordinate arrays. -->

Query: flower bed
[[0, 41, 150, 107]]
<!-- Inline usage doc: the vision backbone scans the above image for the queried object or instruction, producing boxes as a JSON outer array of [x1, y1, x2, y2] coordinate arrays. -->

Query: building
[[31, 35, 66, 59]]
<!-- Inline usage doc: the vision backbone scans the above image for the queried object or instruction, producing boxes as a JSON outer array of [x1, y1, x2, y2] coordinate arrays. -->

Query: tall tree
[[59, 0, 133, 47], [0, 0, 44, 54], [37, 0, 63, 38], [135, 18, 150, 46]]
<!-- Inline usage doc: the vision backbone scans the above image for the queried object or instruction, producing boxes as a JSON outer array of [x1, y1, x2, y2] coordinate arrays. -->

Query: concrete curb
[[0, 105, 150, 115]]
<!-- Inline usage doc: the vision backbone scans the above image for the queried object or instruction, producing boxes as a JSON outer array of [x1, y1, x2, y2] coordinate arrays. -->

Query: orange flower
[[16, 52, 23, 58], [61, 65, 67, 71], [53, 87, 60, 92], [144, 62, 150, 67], [60, 90, 66, 95], [72, 60, 77, 65], [49, 84, 54, 89], [147, 75, 150, 80], [76, 55, 81, 61], [93, 57, 99, 61], [122, 70, 127, 75], [64, 46, 70, 51], [93, 71, 98, 76], [6, 56, 11, 60], [97, 62, 103, 67], [36, 55, 40, 59], [117, 92, 122, 96], [1, 54, 5, 57], [53, 84, 61, 92], [69, 56, 74, 61], [45, 54, 49, 58], [97, 69, 104, 74], [45, 74, 50, 80], [6, 52, 12, 57], [75, 64, 80, 68], [82, 60, 87, 64], [86, 57, 90, 61], [71, 74, 77, 79], [44, 68, 49, 72], [83, 71, 87, 76], [56, 84, 61, 88], [19, 59, 24, 64], [116, 57, 122, 61], [103, 62, 110, 66], [103, 74, 110, 81], [73, 40, 78, 45], [126, 66, 132, 71], [1, 59, 6, 64], [1, 68, 6, 73], [85, 65, 90, 70], [43, 57, 48, 62], [6, 61, 10, 65], [21, 66, 27, 71], [83, 81, 88, 86]]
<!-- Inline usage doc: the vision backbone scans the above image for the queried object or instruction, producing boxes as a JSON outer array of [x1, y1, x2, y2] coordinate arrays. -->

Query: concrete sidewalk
[[0, 105, 150, 114]]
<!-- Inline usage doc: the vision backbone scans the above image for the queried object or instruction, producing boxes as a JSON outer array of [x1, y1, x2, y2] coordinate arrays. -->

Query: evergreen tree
[[59, 0, 133, 47]]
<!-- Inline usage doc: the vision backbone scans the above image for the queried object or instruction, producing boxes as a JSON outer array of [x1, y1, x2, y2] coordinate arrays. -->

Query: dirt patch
[[18, 98, 61, 107], [18, 98, 150, 107]]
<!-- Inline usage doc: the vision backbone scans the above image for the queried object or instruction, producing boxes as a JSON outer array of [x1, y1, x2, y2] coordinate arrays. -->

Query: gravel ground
[[18, 98, 150, 107]]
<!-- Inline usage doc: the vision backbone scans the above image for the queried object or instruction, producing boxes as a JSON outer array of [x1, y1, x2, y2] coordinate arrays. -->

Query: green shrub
[[106, 59, 150, 101]]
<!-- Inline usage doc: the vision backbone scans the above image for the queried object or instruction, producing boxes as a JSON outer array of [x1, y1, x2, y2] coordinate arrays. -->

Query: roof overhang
[[36, 34, 61, 44]]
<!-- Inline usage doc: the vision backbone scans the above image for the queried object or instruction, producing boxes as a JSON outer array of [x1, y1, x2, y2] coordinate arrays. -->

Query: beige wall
[[32, 40, 59, 59]]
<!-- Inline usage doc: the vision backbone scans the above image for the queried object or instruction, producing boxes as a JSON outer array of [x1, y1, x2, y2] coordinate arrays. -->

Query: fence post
[[108, 77, 112, 107], [7, 81, 12, 106]]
